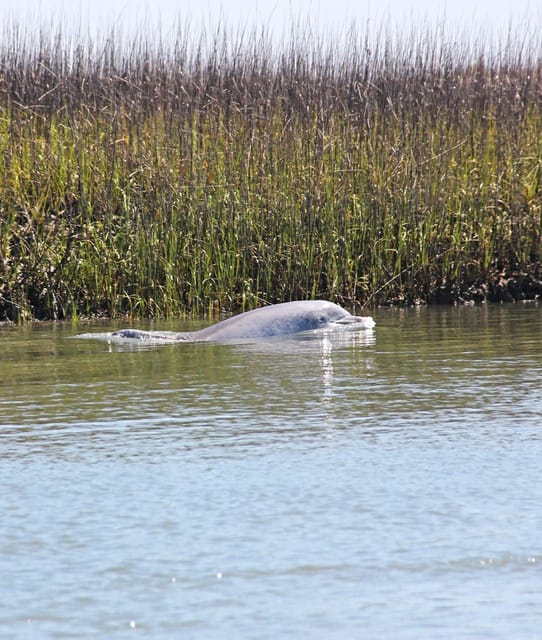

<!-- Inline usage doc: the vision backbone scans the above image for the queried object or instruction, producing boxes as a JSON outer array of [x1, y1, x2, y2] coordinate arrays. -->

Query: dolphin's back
[[192, 300, 338, 341]]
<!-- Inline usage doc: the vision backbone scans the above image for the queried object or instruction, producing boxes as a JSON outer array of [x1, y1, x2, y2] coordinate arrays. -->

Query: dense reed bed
[[1, 20, 541, 320]]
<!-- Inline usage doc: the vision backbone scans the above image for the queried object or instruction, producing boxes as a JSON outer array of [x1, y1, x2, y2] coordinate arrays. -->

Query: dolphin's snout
[[335, 314, 363, 324], [334, 314, 375, 328]]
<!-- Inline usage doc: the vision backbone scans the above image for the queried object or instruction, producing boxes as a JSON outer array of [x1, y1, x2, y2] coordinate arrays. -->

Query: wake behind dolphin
[[76, 300, 375, 344]]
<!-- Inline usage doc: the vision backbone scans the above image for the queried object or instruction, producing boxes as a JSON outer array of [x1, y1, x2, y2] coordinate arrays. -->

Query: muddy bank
[[379, 266, 542, 307]]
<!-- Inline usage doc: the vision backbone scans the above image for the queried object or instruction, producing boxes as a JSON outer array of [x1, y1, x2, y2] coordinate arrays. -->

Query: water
[[1, 304, 541, 639]]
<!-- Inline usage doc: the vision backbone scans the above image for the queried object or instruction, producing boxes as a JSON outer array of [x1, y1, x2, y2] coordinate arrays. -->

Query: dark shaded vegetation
[[1, 21, 541, 321]]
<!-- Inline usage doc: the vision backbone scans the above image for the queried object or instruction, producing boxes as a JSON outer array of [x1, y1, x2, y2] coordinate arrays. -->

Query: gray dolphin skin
[[109, 300, 375, 343]]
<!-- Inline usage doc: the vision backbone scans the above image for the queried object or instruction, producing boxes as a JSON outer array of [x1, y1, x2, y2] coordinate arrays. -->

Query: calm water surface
[[1, 304, 541, 639]]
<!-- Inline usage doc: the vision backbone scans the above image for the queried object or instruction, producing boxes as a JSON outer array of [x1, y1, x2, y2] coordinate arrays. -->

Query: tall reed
[[0, 20, 541, 320]]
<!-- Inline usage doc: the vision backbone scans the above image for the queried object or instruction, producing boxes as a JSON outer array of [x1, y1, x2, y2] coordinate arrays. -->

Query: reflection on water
[[2, 325, 377, 456], [1, 304, 541, 639]]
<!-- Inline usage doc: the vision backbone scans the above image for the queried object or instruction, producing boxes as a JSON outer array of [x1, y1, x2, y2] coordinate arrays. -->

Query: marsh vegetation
[[1, 21, 541, 320]]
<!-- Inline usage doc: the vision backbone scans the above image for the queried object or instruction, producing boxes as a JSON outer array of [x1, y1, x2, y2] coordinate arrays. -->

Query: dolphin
[[101, 300, 375, 343]]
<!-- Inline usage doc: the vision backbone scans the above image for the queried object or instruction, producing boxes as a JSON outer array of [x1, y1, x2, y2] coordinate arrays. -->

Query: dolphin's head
[[311, 301, 376, 331]]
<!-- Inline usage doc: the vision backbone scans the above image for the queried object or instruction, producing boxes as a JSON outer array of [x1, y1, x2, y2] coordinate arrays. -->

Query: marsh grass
[[0, 20, 541, 320]]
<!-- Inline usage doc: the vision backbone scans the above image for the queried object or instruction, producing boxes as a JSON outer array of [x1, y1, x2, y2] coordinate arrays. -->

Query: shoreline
[[1, 270, 540, 325]]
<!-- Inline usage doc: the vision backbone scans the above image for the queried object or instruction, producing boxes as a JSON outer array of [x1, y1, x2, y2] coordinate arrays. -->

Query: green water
[[1, 304, 541, 638]]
